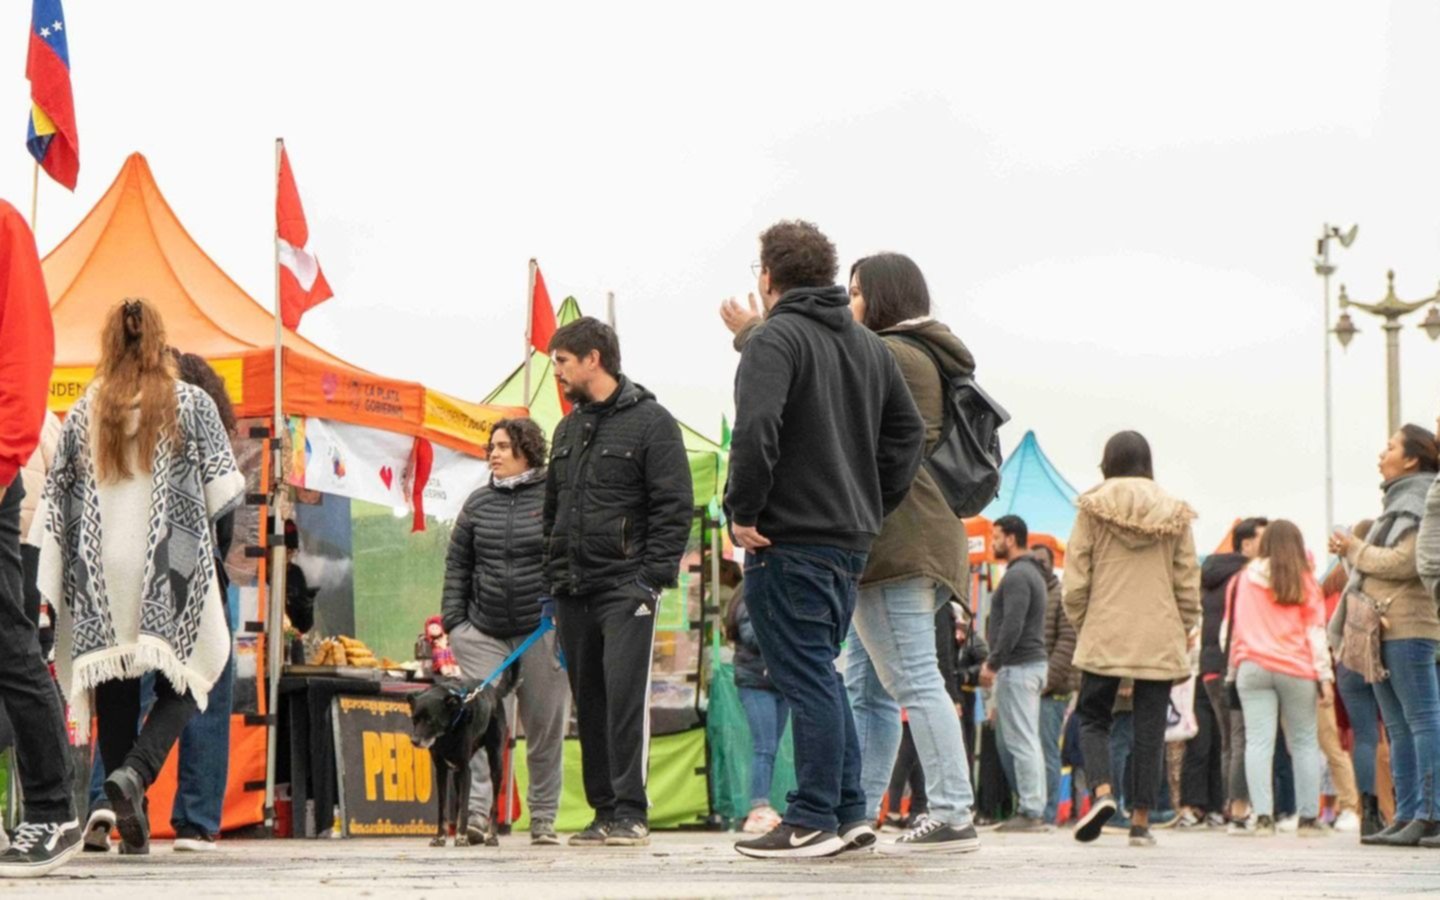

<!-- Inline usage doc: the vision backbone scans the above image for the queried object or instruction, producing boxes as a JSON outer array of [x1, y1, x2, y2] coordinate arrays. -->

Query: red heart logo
[[379, 466, 394, 490]]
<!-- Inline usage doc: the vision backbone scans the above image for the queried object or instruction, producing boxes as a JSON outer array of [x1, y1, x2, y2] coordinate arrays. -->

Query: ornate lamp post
[[1334, 269, 1440, 435], [1315, 223, 1357, 535]]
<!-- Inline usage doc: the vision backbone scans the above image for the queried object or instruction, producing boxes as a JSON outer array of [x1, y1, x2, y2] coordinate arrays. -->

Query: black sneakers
[[103, 766, 150, 853], [837, 820, 877, 854], [887, 817, 981, 854], [1075, 796, 1118, 843], [568, 818, 612, 847], [735, 823, 846, 859], [604, 820, 650, 847], [83, 807, 114, 853], [0, 820, 83, 878], [995, 815, 1050, 834], [1129, 825, 1156, 848]]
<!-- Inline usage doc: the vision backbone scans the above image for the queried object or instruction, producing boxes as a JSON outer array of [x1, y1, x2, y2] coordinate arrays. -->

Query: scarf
[[1330, 471, 1434, 650], [35, 382, 245, 741], [493, 467, 546, 491]]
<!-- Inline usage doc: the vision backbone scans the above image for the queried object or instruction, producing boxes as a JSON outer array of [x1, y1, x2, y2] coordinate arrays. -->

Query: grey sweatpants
[[449, 621, 570, 825]]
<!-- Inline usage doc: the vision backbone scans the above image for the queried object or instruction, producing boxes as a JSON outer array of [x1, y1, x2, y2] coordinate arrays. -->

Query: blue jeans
[[844, 577, 976, 829], [1372, 638, 1440, 821], [1041, 696, 1069, 823], [737, 686, 789, 808], [744, 544, 868, 833], [1110, 712, 1133, 809], [172, 624, 236, 834], [1336, 664, 1379, 794], [994, 660, 1048, 818]]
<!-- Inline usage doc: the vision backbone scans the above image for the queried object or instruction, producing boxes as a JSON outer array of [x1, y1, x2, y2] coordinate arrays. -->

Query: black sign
[[332, 694, 436, 837]]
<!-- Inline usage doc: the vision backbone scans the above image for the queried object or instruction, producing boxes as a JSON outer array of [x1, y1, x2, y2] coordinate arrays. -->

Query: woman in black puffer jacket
[[441, 418, 570, 843]]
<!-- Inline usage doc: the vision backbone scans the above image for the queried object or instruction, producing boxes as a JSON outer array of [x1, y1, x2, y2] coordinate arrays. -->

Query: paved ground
[[6, 828, 1438, 898]]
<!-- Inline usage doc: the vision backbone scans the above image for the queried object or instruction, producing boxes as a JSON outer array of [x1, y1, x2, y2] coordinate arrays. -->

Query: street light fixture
[[1333, 269, 1440, 435], [1314, 222, 1358, 537]]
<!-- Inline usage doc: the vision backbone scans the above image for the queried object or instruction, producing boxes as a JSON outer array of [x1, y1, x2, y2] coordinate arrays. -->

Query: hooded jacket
[[543, 376, 694, 598], [862, 319, 976, 599], [1199, 552, 1249, 678], [1062, 477, 1201, 682], [987, 554, 1049, 670], [725, 286, 925, 551]]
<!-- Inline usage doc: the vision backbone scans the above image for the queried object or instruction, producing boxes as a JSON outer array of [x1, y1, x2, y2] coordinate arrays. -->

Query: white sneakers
[[1332, 810, 1361, 834]]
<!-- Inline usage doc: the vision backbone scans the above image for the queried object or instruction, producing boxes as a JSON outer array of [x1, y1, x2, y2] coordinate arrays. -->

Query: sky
[[5, 1, 1440, 553]]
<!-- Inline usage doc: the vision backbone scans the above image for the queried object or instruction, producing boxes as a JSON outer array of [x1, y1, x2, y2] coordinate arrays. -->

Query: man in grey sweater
[[980, 515, 1050, 831]]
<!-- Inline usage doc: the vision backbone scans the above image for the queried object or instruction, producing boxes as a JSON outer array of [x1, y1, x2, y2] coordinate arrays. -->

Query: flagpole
[[264, 137, 289, 831], [606, 290, 616, 330], [523, 258, 538, 406], [29, 162, 39, 232]]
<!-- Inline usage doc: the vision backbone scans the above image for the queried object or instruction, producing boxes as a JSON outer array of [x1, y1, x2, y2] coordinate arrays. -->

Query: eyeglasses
[[750, 261, 762, 277]]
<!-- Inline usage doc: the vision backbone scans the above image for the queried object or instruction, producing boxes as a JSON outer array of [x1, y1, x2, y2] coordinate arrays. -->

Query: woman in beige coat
[[1062, 431, 1201, 848]]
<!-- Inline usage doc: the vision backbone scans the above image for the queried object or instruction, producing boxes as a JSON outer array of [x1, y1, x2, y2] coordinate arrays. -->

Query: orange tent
[[42, 152, 516, 455]]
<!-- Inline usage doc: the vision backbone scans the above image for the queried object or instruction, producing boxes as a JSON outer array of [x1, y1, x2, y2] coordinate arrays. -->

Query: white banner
[[423, 445, 491, 522], [294, 416, 413, 509]]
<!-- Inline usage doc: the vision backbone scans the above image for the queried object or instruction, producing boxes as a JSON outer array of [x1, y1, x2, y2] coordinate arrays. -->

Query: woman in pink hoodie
[[1227, 519, 1333, 837]]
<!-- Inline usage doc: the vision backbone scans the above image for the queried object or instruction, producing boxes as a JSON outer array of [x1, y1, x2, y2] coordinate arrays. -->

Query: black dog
[[408, 678, 506, 847]]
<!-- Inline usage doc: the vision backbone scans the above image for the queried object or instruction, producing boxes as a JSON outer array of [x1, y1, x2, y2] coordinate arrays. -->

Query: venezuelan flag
[[26, 0, 78, 191]]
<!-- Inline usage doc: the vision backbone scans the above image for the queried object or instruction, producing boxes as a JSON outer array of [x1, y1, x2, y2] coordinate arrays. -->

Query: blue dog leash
[[458, 617, 557, 705]]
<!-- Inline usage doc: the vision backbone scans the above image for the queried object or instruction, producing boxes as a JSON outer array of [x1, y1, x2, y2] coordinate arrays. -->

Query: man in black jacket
[[443, 418, 569, 846], [727, 220, 925, 860], [542, 318, 693, 849]]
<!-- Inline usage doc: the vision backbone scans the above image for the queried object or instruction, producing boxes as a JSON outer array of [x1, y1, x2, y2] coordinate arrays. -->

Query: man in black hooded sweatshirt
[[727, 220, 926, 859]]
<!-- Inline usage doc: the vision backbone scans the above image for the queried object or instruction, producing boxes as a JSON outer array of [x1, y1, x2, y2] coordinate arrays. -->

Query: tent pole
[[264, 138, 289, 831], [523, 259, 537, 407]]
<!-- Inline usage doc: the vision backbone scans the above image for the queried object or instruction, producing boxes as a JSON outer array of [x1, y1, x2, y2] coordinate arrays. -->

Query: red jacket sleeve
[[0, 201, 55, 489]]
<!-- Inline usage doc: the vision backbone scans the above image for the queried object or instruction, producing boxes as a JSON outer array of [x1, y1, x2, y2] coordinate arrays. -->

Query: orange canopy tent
[[41, 152, 515, 455]]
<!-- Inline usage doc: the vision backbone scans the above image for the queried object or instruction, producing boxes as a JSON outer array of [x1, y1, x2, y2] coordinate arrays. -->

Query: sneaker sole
[[1129, 838, 1157, 848], [0, 837, 82, 879], [735, 836, 848, 859], [838, 829, 877, 853], [568, 838, 609, 847], [603, 837, 650, 847], [172, 839, 219, 852], [531, 835, 561, 846], [881, 837, 981, 855], [1075, 803, 1116, 843]]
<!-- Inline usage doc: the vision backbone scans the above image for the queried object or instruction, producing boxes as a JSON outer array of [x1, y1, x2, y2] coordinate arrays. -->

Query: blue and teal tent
[[983, 430, 1080, 541]]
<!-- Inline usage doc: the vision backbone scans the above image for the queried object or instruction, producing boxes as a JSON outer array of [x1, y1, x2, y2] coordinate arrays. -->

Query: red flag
[[277, 147, 333, 330], [530, 265, 556, 354]]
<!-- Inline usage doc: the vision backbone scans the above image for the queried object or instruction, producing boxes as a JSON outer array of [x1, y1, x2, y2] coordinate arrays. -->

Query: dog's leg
[[456, 758, 473, 847], [486, 717, 505, 847], [430, 761, 449, 847]]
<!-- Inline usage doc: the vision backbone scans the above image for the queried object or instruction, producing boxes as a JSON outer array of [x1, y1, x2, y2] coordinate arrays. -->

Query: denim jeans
[[744, 544, 868, 833], [845, 577, 976, 829], [1110, 712, 1134, 809], [1336, 663, 1379, 794], [737, 686, 789, 808], [0, 477, 73, 823], [1371, 638, 1440, 821], [993, 660, 1047, 818], [171, 593, 236, 835], [1041, 696, 1069, 823], [1235, 661, 1321, 819]]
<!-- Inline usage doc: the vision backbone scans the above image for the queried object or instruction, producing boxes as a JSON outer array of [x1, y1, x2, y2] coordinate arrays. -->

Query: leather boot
[[1362, 819, 1409, 846], [1361, 794, 1384, 838], [1370, 819, 1439, 847]]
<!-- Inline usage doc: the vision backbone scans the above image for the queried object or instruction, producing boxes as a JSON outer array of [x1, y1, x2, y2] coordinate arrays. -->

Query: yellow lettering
[[414, 746, 432, 803], [395, 734, 414, 802], [380, 733, 399, 801], [362, 732, 383, 802]]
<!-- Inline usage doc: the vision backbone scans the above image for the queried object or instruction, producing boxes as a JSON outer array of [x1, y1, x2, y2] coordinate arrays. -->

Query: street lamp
[[1333, 269, 1440, 435], [1314, 223, 1357, 537]]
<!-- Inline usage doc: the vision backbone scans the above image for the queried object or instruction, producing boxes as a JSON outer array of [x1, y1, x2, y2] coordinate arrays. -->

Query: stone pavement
[[11, 829, 1439, 898]]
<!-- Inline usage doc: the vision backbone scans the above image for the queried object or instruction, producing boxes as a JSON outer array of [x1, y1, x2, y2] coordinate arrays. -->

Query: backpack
[[892, 333, 1010, 518]]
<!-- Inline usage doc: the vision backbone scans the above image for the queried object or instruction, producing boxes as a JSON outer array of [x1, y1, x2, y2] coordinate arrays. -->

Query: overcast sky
[[6, 1, 1440, 553]]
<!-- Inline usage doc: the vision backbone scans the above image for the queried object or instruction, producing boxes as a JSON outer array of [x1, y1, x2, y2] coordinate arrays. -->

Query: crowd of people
[[3, 199, 1440, 879]]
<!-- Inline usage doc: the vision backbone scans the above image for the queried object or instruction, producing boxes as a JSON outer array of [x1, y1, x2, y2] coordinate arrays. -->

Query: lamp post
[[1333, 269, 1440, 436], [1315, 223, 1358, 536]]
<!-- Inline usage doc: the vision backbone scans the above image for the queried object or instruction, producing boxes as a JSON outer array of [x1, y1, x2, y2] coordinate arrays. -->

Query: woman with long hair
[[1227, 520, 1332, 837], [1330, 425, 1440, 848], [839, 252, 981, 853], [34, 300, 243, 854], [1063, 431, 1201, 848]]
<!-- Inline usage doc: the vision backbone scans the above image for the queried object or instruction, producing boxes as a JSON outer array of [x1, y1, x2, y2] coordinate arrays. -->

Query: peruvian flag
[[276, 146, 333, 330], [530, 264, 557, 353]]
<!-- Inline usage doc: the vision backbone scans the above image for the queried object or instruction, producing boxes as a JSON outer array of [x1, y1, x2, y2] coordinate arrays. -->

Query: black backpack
[[892, 334, 1009, 518]]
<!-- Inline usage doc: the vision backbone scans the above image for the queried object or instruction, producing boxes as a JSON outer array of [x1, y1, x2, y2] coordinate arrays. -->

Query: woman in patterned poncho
[[33, 299, 243, 853]]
